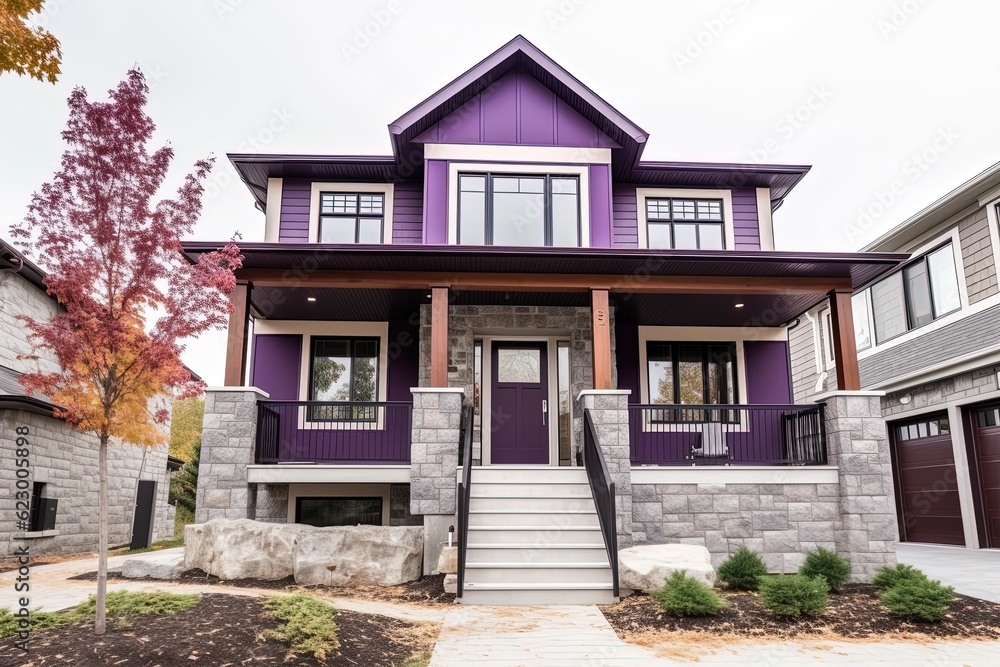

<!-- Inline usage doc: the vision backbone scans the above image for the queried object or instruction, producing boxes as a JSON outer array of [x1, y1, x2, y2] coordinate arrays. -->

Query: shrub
[[872, 563, 929, 590], [717, 547, 768, 591], [882, 578, 954, 622], [759, 575, 829, 617], [799, 547, 851, 592], [263, 593, 339, 660], [652, 571, 728, 617]]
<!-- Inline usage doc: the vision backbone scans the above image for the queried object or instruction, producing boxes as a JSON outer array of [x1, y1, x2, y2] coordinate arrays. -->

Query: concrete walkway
[[896, 542, 1000, 602]]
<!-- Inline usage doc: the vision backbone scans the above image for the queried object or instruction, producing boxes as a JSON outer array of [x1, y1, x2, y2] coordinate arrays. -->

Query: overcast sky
[[2, 0, 998, 384]]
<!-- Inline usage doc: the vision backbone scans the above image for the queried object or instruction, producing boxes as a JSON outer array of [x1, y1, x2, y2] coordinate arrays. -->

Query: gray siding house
[[0, 240, 176, 555], [791, 162, 1000, 550]]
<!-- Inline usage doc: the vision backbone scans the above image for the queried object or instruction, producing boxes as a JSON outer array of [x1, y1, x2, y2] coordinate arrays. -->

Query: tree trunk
[[95, 435, 109, 635]]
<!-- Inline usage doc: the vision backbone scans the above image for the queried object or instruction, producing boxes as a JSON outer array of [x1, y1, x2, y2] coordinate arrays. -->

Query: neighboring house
[[187, 36, 908, 604], [0, 240, 176, 555], [792, 162, 1000, 551]]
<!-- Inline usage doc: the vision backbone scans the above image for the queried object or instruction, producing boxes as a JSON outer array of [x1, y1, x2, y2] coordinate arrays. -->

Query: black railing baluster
[[583, 409, 620, 598], [457, 404, 474, 598]]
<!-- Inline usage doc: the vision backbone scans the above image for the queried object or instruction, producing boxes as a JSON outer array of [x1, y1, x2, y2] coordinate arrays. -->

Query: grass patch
[[262, 593, 339, 660], [121, 537, 184, 555], [0, 590, 200, 637], [401, 658, 431, 667]]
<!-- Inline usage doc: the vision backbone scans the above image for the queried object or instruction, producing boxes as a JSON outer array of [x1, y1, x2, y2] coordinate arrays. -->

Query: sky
[[2, 0, 999, 385]]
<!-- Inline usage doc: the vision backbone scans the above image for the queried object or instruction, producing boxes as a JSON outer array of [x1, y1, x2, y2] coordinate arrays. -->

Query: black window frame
[[307, 336, 381, 422], [644, 197, 726, 250], [645, 341, 740, 423], [29, 481, 46, 532], [317, 191, 385, 244], [871, 241, 961, 345], [294, 496, 383, 527], [457, 172, 582, 247]]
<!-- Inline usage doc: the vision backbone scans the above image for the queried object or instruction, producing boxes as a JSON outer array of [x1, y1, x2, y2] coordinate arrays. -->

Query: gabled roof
[[388, 35, 648, 172], [863, 161, 1000, 252]]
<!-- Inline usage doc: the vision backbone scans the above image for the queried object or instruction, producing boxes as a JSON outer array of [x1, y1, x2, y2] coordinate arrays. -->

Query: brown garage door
[[971, 404, 1000, 548], [891, 414, 965, 546]]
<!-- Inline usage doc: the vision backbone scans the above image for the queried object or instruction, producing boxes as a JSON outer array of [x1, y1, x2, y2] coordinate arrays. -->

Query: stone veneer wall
[[0, 409, 175, 555], [409, 389, 462, 516], [418, 304, 614, 462], [880, 364, 1000, 419], [196, 388, 262, 523], [631, 393, 898, 580], [581, 391, 633, 549]]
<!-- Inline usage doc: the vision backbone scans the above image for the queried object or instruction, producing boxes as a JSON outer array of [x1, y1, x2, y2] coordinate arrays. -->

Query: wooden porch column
[[224, 281, 251, 386], [430, 286, 449, 387], [828, 288, 861, 391], [591, 288, 613, 390]]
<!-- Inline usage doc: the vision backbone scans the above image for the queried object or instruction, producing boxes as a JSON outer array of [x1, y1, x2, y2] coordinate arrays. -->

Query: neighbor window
[[852, 291, 872, 352], [645, 198, 725, 250], [295, 497, 382, 527], [646, 342, 738, 421], [458, 173, 580, 247], [309, 337, 379, 420], [870, 243, 961, 344], [318, 192, 385, 243]]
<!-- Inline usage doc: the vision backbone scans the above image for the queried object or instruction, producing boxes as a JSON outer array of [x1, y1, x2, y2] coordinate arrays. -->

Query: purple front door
[[491, 342, 549, 464]]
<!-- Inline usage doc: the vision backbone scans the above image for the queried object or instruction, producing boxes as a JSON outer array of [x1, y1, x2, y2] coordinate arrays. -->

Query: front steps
[[460, 466, 617, 605]]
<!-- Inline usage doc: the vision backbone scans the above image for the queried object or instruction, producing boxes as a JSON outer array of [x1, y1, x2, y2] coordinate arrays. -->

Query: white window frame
[[635, 188, 736, 250], [309, 182, 394, 244], [447, 162, 591, 247]]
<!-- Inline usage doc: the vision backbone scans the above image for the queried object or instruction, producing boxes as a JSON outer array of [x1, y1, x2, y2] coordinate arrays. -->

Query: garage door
[[971, 404, 1000, 548], [891, 414, 965, 546]]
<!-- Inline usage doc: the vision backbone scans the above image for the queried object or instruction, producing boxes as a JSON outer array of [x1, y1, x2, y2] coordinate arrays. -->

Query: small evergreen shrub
[[882, 578, 954, 622], [717, 547, 768, 591], [652, 571, 728, 617], [872, 563, 929, 590], [759, 575, 829, 617], [263, 593, 339, 660], [799, 547, 851, 592]]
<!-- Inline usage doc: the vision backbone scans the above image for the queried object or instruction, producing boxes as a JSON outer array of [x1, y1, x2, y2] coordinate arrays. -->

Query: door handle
[[542, 400, 547, 426]]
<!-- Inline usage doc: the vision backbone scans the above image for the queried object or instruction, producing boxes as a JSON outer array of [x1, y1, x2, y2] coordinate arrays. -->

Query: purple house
[[187, 36, 908, 604]]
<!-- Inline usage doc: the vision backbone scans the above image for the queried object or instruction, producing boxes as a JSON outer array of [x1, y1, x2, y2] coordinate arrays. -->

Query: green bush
[[263, 593, 339, 660], [652, 571, 728, 617], [882, 578, 954, 622], [872, 563, 929, 590], [717, 547, 768, 591], [759, 575, 829, 617], [799, 547, 851, 592]]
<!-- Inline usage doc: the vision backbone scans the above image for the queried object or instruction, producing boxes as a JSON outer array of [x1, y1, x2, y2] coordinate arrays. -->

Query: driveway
[[896, 542, 1000, 603]]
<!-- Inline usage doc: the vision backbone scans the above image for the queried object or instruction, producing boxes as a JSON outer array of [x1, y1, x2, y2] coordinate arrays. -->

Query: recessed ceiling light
[[306, 297, 317, 302], [734, 303, 745, 308]]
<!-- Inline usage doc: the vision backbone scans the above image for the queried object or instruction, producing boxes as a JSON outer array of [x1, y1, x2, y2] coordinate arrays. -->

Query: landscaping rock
[[184, 519, 309, 580], [437, 546, 458, 574], [293, 525, 423, 586], [121, 553, 184, 580], [443, 574, 457, 594], [619, 543, 716, 593]]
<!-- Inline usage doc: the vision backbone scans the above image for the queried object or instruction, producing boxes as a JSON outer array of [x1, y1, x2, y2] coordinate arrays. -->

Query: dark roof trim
[[167, 455, 185, 471], [0, 238, 50, 295]]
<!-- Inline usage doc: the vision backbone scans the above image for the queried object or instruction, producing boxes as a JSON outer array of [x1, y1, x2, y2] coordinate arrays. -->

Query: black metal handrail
[[583, 408, 620, 598], [628, 403, 827, 466], [456, 403, 474, 598]]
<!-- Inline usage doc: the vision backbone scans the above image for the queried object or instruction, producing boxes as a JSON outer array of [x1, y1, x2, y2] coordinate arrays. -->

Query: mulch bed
[[601, 584, 1000, 640], [0, 593, 432, 666], [68, 569, 457, 605]]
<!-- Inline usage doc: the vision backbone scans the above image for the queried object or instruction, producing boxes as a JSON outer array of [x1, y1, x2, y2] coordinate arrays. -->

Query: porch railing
[[628, 403, 827, 466], [583, 408, 620, 598], [456, 404, 474, 599], [254, 401, 412, 464]]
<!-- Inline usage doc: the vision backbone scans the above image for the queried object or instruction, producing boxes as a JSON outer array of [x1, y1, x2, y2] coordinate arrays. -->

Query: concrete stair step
[[468, 509, 600, 527], [460, 582, 617, 606], [465, 544, 610, 564], [467, 496, 597, 512], [466, 525, 604, 545], [471, 483, 593, 498], [465, 563, 612, 585]]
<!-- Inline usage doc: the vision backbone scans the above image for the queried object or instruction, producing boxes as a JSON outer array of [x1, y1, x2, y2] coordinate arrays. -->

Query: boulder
[[618, 544, 716, 593], [293, 525, 423, 586], [437, 546, 458, 574], [184, 519, 309, 580], [121, 553, 183, 580]]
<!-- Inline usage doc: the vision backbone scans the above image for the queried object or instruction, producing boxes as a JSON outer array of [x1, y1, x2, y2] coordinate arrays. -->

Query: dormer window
[[458, 173, 581, 247], [318, 192, 385, 243]]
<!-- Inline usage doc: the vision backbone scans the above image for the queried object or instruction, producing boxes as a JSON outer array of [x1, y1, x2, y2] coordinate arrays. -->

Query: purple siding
[[614, 322, 640, 401], [413, 70, 619, 148], [278, 180, 311, 242], [732, 188, 761, 250], [387, 319, 420, 401], [589, 164, 613, 248], [612, 184, 639, 248], [424, 160, 449, 244], [251, 334, 302, 400], [392, 180, 423, 243], [743, 340, 793, 403]]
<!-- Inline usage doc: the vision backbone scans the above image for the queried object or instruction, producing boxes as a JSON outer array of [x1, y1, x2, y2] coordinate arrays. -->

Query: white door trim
[[481, 335, 565, 467]]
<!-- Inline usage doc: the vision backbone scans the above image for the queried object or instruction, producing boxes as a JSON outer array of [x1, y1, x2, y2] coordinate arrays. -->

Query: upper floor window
[[645, 198, 725, 250], [318, 192, 385, 244], [868, 243, 961, 345], [458, 173, 580, 247]]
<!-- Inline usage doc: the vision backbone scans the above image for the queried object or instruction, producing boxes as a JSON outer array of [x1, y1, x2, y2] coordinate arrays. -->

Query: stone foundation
[[581, 391, 633, 549]]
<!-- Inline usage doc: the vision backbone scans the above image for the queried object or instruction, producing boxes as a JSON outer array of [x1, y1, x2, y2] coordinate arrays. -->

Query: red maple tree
[[11, 69, 241, 634]]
